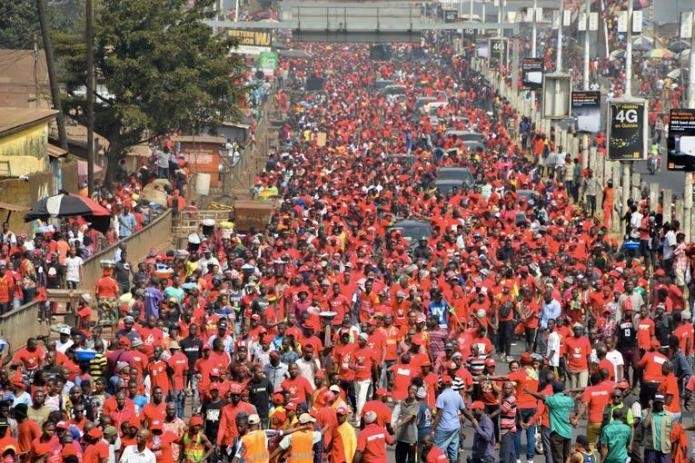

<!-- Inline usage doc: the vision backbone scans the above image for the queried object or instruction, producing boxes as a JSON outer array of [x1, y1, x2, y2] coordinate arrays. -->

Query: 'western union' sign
[[228, 29, 272, 47]]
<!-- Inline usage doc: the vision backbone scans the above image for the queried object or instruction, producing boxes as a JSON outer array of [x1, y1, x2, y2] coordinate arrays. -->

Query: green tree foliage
[[0, 0, 84, 49], [56, 0, 247, 182]]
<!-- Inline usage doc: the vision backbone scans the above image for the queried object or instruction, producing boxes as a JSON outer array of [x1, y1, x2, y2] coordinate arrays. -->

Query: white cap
[[248, 414, 260, 425], [59, 327, 71, 335], [298, 413, 316, 424]]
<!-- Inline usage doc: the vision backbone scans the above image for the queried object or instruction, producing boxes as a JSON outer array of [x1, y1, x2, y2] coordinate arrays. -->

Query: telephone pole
[[86, 0, 95, 195]]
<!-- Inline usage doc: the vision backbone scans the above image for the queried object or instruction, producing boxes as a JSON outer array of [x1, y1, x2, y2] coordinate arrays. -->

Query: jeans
[[354, 378, 372, 424], [395, 441, 416, 463], [541, 426, 553, 463], [549, 432, 571, 463], [586, 194, 597, 216], [515, 408, 536, 460], [171, 389, 185, 418], [644, 449, 672, 463], [501, 431, 517, 463], [434, 428, 460, 463]]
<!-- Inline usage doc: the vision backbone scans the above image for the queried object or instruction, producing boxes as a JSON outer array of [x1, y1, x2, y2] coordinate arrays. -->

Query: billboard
[[571, 91, 601, 133], [229, 29, 272, 55], [607, 99, 648, 161], [521, 58, 543, 89], [667, 109, 695, 171], [488, 38, 508, 68]]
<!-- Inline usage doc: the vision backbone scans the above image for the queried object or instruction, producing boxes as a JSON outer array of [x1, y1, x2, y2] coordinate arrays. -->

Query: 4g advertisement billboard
[[607, 99, 648, 161]]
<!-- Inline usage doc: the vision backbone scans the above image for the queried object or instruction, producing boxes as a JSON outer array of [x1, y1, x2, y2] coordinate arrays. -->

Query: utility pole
[[470, 0, 474, 21], [531, 0, 538, 110], [689, 10, 695, 108], [556, 0, 563, 72], [36, 0, 68, 151], [583, 0, 590, 90], [86, 0, 95, 195], [625, 0, 633, 97]]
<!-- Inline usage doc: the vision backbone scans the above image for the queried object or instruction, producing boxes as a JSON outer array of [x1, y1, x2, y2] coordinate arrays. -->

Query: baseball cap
[[189, 416, 203, 426], [336, 405, 349, 415], [88, 428, 103, 439], [248, 414, 261, 425], [298, 413, 316, 424], [469, 401, 485, 411], [653, 394, 665, 402]]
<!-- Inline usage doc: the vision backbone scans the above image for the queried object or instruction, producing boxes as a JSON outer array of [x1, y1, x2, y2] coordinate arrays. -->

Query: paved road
[[633, 159, 688, 199]]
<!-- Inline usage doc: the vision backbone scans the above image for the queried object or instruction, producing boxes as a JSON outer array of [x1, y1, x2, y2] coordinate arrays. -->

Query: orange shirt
[[389, 363, 415, 401], [658, 373, 681, 413], [356, 423, 394, 462], [17, 419, 40, 454], [95, 276, 119, 298], [580, 381, 614, 423], [353, 346, 379, 381], [636, 318, 655, 350], [83, 441, 109, 463], [507, 367, 539, 409], [564, 335, 591, 372], [640, 351, 668, 382]]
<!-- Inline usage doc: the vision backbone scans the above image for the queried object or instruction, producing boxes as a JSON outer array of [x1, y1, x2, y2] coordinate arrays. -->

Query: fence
[[475, 60, 694, 242], [80, 209, 174, 292]]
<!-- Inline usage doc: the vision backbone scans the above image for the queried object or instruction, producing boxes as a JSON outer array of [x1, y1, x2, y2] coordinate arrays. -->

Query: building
[[0, 49, 50, 109], [0, 108, 65, 233]]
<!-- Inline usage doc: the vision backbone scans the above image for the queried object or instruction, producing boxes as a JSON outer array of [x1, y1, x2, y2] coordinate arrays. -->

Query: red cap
[[469, 401, 485, 411], [62, 445, 79, 458], [149, 420, 163, 431], [229, 384, 243, 395], [88, 428, 103, 439], [189, 415, 203, 426], [441, 375, 454, 385], [520, 352, 533, 365], [484, 358, 496, 367]]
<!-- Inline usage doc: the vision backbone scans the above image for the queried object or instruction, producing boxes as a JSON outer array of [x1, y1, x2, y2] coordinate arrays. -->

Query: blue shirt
[[435, 387, 465, 432], [118, 212, 136, 238], [540, 299, 562, 329], [428, 299, 449, 328], [144, 286, 163, 319]]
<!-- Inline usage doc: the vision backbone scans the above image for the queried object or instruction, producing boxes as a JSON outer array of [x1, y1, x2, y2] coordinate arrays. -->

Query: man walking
[[433, 375, 465, 462]]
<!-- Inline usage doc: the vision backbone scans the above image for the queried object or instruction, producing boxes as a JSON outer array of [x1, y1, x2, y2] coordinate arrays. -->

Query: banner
[[228, 29, 272, 47], [607, 100, 648, 161], [667, 109, 695, 171], [521, 58, 543, 89], [257, 51, 278, 71], [488, 38, 508, 68], [571, 91, 601, 133]]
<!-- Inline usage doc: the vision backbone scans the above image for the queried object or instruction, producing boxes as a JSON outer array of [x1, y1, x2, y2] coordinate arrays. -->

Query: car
[[386, 153, 416, 166], [445, 130, 486, 144], [389, 219, 432, 242], [436, 167, 475, 189], [381, 85, 407, 97], [434, 179, 465, 194], [374, 79, 395, 90]]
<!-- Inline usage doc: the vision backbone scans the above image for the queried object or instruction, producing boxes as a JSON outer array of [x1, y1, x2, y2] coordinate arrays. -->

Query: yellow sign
[[0, 123, 49, 176], [228, 29, 272, 47]]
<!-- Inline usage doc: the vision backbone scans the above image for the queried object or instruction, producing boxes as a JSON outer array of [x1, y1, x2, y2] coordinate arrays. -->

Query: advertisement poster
[[521, 57, 543, 89], [607, 100, 647, 161], [571, 91, 601, 133], [488, 38, 508, 68], [667, 109, 695, 171]]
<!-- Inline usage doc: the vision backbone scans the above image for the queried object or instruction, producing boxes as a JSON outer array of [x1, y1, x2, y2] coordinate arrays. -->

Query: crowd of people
[[0, 25, 693, 463]]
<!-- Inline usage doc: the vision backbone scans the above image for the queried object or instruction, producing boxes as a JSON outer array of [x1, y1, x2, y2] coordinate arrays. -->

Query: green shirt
[[545, 393, 575, 439], [600, 420, 632, 463], [652, 411, 665, 451]]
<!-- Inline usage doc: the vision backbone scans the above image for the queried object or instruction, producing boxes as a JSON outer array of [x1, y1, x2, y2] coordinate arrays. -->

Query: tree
[[0, 0, 84, 49], [57, 0, 247, 184]]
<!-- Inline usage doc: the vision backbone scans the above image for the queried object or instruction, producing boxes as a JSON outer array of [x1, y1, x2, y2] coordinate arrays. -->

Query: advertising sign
[[521, 58, 543, 89], [667, 109, 695, 171], [257, 51, 278, 71], [488, 38, 508, 68], [229, 29, 272, 55], [607, 99, 648, 161], [571, 91, 601, 133], [476, 40, 489, 59]]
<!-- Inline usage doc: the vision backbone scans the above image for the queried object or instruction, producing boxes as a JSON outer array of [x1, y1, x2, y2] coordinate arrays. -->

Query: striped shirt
[[499, 395, 517, 433]]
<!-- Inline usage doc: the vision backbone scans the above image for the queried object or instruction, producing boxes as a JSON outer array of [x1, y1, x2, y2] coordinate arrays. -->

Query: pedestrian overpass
[[205, 1, 555, 42]]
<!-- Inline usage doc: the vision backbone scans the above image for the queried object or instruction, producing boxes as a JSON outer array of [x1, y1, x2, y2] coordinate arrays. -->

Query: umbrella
[[609, 49, 625, 59], [645, 48, 674, 60], [669, 40, 690, 53], [25, 193, 111, 233], [667, 69, 682, 80], [632, 36, 653, 51]]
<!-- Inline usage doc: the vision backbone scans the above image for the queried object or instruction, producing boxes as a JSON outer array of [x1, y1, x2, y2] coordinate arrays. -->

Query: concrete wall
[[0, 300, 48, 353], [0, 171, 53, 235], [79, 209, 173, 292]]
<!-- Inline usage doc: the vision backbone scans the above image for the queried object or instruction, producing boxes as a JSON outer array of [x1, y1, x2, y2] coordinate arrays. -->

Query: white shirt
[[65, 256, 83, 282], [295, 357, 321, 389], [120, 445, 156, 463], [546, 331, 561, 367], [56, 339, 74, 354], [663, 230, 677, 260], [606, 349, 625, 381]]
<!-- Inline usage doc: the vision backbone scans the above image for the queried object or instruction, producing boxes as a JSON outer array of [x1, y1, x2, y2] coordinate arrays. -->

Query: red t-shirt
[[95, 276, 119, 298], [427, 446, 450, 463], [640, 351, 668, 382], [390, 363, 414, 401], [356, 423, 393, 462], [563, 335, 591, 371], [281, 376, 314, 404], [83, 441, 109, 463], [507, 367, 539, 409], [12, 347, 44, 371], [580, 381, 613, 423], [353, 346, 379, 381], [361, 400, 392, 427], [334, 343, 357, 381], [658, 374, 680, 414]]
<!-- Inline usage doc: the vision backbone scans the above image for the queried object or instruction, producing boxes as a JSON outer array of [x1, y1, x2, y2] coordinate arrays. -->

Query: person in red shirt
[[281, 363, 315, 407], [82, 427, 109, 463], [147, 347, 171, 396], [421, 433, 449, 463], [639, 340, 669, 408], [563, 324, 591, 389], [361, 389, 394, 434], [0, 266, 14, 314], [505, 353, 539, 462], [166, 341, 188, 417], [657, 361, 681, 420], [11, 338, 44, 373], [352, 333, 379, 424], [389, 353, 415, 401], [141, 386, 166, 426], [579, 372, 614, 446], [216, 384, 257, 449], [636, 307, 655, 351], [148, 420, 178, 463], [355, 410, 394, 463]]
